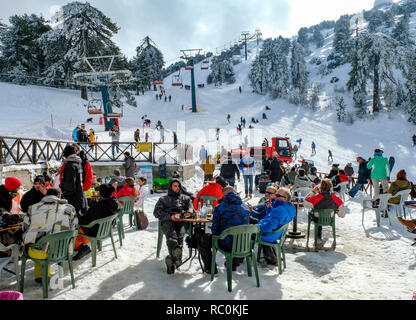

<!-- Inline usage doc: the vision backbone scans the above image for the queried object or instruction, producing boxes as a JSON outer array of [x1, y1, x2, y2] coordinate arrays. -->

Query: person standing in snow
[[367, 148, 390, 199], [199, 145, 208, 164], [134, 129, 141, 142], [413, 134, 416, 147], [226, 114, 231, 124], [73, 125, 80, 142], [292, 144, 298, 160], [122, 152, 136, 178], [239, 86, 242, 94], [328, 150, 333, 162], [262, 113, 268, 120], [160, 125, 165, 143], [169, 95, 172, 102], [239, 152, 256, 199], [311, 141, 316, 155], [109, 125, 120, 159]]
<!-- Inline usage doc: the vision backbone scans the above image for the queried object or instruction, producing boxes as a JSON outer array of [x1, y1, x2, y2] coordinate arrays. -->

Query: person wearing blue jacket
[[247, 186, 277, 221], [72, 125, 80, 142], [210, 187, 250, 271], [257, 188, 296, 265]]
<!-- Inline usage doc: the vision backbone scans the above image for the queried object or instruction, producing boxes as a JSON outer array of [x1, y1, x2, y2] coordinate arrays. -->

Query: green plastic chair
[[117, 196, 136, 246], [306, 208, 336, 251], [156, 220, 193, 258], [20, 230, 78, 299], [256, 223, 289, 275], [210, 224, 260, 292], [78, 214, 118, 267]]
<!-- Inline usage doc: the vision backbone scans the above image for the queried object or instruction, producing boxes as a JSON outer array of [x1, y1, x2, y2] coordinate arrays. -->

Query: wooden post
[[33, 140, 38, 164], [0, 138, 3, 164]]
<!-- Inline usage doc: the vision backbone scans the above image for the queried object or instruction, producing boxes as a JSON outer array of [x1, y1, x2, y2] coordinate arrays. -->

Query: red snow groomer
[[231, 137, 293, 163]]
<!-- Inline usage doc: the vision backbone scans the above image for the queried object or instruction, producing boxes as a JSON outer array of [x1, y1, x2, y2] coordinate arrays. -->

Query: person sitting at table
[[115, 177, 139, 200], [247, 186, 277, 221], [304, 179, 346, 247], [292, 168, 313, 191], [257, 187, 296, 265], [73, 184, 121, 261], [198, 186, 250, 273], [0, 177, 22, 213], [387, 169, 411, 205], [332, 169, 349, 192], [153, 179, 193, 275], [22, 187, 78, 283], [136, 177, 149, 211], [193, 176, 227, 211], [20, 175, 48, 213]]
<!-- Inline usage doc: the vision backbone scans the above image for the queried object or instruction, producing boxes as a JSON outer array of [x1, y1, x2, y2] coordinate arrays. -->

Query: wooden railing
[[0, 136, 193, 166]]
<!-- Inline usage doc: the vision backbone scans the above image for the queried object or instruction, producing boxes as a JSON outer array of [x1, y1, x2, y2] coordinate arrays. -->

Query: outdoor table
[[171, 214, 213, 272], [286, 201, 306, 239]]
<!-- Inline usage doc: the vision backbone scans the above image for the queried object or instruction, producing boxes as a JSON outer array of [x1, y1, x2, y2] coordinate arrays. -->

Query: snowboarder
[[328, 150, 333, 162], [249, 125, 254, 129], [239, 86, 242, 94], [311, 141, 316, 155], [262, 113, 268, 120]]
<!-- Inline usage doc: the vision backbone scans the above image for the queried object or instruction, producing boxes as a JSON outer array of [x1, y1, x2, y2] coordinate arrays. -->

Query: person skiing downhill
[[226, 114, 231, 124], [311, 141, 316, 155], [328, 150, 333, 162]]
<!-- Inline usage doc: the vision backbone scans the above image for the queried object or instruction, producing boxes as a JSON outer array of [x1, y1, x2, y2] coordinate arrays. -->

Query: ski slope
[[0, 39, 416, 300]]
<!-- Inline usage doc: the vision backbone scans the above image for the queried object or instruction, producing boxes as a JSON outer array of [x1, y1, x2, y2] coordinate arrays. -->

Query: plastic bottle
[[201, 203, 207, 220]]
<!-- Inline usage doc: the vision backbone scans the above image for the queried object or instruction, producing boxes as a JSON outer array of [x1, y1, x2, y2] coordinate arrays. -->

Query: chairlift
[[185, 66, 193, 71], [105, 101, 123, 119], [172, 74, 183, 87], [87, 99, 103, 115], [201, 64, 209, 70], [154, 80, 163, 85]]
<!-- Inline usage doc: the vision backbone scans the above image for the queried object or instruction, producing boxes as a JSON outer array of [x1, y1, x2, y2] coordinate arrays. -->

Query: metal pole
[[191, 59, 197, 113]]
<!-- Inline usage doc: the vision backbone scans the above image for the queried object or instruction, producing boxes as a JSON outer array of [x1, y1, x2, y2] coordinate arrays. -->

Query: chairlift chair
[[87, 99, 103, 115], [172, 74, 183, 87], [185, 66, 193, 71]]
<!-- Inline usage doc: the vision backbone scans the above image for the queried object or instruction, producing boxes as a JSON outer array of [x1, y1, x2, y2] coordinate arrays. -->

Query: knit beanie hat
[[34, 175, 45, 184], [4, 177, 21, 191], [63, 145, 77, 158]]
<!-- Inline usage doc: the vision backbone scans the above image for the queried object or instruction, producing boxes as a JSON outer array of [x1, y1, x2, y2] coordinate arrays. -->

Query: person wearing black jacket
[[60, 145, 86, 216], [77, 124, 89, 144], [269, 155, 283, 183], [219, 153, 240, 187], [74, 184, 121, 260], [153, 179, 193, 274], [20, 175, 47, 213], [348, 157, 372, 198]]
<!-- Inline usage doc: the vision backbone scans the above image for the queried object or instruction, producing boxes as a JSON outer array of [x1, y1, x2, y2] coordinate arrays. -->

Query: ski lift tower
[[73, 55, 134, 131], [180, 49, 202, 113]]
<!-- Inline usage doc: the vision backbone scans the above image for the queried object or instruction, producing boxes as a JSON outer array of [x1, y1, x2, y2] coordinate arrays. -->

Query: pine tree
[[404, 50, 416, 124], [131, 36, 164, 91], [392, 13, 412, 46], [0, 14, 51, 84], [336, 97, 346, 122], [208, 57, 235, 86], [331, 14, 352, 66], [297, 27, 309, 51], [290, 40, 308, 104], [40, 1, 120, 82], [312, 27, 324, 48]]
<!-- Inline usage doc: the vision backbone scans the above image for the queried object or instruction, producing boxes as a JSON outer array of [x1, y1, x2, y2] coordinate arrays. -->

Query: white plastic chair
[[387, 189, 411, 219], [362, 193, 392, 227], [0, 242, 20, 290], [333, 181, 349, 202]]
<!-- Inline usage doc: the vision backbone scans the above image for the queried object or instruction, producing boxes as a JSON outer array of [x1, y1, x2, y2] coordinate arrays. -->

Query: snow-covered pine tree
[[208, 57, 235, 86], [248, 54, 267, 94], [0, 14, 51, 84], [131, 36, 164, 91], [336, 97, 346, 122], [312, 27, 324, 48], [392, 13, 412, 46], [290, 40, 308, 105], [268, 37, 290, 99], [330, 14, 352, 68], [403, 49, 416, 124], [297, 27, 309, 51], [40, 1, 120, 83]]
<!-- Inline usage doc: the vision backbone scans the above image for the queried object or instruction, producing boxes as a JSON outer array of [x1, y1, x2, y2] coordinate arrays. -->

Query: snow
[[1, 32, 416, 300]]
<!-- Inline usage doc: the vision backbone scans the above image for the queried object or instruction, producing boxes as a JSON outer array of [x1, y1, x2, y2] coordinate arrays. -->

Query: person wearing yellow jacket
[[88, 129, 96, 150], [200, 156, 216, 184]]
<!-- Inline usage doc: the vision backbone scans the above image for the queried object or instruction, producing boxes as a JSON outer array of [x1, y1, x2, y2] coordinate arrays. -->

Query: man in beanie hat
[[73, 183, 121, 260], [0, 177, 21, 212], [20, 175, 48, 213], [153, 179, 193, 274], [59, 144, 86, 216]]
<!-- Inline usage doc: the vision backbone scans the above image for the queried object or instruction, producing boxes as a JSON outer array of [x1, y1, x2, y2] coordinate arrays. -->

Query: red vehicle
[[231, 137, 293, 163]]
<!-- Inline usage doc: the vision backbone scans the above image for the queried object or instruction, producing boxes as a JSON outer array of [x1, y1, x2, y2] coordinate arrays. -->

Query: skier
[[239, 86, 242, 94], [169, 95, 172, 102], [164, 96, 167, 103], [242, 117, 246, 128], [297, 138, 302, 147], [182, 104, 184, 111], [328, 150, 333, 162], [262, 113, 268, 120], [311, 141, 316, 155], [413, 134, 416, 147], [226, 114, 231, 124], [156, 94, 158, 101], [216, 128, 220, 141], [238, 123, 242, 134]]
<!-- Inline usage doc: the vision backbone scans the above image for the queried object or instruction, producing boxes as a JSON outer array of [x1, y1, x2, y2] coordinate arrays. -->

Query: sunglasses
[[265, 191, 275, 195], [275, 194, 287, 199]]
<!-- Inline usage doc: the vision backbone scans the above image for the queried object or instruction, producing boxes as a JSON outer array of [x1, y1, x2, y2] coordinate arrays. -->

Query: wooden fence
[[0, 136, 193, 166]]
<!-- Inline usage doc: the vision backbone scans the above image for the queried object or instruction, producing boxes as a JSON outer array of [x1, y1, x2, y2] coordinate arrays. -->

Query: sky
[[1, 0, 398, 65]]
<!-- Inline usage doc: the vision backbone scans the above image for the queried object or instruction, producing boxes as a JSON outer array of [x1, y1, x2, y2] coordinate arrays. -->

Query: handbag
[[134, 209, 149, 230]]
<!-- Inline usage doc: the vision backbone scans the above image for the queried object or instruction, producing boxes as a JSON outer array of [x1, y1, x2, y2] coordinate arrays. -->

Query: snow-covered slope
[[1, 36, 416, 301]]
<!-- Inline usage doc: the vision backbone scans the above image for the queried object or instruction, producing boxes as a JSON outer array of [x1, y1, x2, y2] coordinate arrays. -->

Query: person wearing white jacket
[[136, 177, 149, 210]]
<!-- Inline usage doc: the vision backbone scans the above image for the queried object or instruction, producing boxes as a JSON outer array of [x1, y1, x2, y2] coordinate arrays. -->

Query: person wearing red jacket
[[193, 176, 227, 211], [332, 169, 349, 192], [115, 177, 139, 200]]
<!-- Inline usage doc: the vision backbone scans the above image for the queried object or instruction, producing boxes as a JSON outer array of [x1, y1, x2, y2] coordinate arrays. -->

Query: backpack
[[134, 209, 149, 230]]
